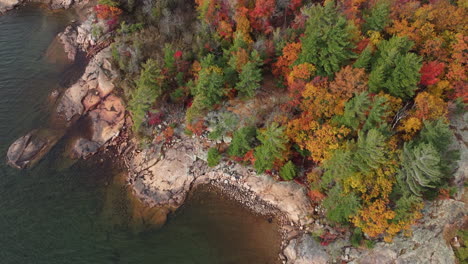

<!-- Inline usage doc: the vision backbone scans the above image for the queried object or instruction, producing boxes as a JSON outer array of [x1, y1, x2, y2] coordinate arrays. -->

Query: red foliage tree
[[249, 0, 276, 34], [419, 61, 445, 86]]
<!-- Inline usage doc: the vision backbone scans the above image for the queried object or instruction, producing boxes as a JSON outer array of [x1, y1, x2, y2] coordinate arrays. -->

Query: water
[[0, 6, 281, 264]]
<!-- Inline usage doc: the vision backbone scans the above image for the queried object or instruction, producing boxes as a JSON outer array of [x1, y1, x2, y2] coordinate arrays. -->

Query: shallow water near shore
[[0, 6, 281, 264]]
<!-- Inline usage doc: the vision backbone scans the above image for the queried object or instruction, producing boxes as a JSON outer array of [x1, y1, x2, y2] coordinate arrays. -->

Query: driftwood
[[86, 37, 113, 58]]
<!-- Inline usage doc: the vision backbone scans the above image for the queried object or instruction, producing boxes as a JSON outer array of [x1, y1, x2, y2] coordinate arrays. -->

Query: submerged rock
[[71, 138, 100, 158], [7, 129, 60, 169]]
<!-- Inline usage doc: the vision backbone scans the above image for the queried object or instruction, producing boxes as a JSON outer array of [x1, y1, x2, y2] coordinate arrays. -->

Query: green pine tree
[[280, 161, 297, 180], [368, 36, 422, 100], [297, 0, 356, 77], [322, 145, 355, 187], [322, 184, 361, 224], [193, 54, 226, 107], [129, 59, 164, 132], [236, 58, 262, 98], [333, 92, 371, 131], [254, 123, 288, 173], [354, 44, 373, 70], [207, 147, 221, 167], [362, 0, 391, 33], [228, 126, 257, 157], [417, 119, 459, 175], [398, 142, 442, 196], [354, 129, 389, 173], [362, 95, 389, 132]]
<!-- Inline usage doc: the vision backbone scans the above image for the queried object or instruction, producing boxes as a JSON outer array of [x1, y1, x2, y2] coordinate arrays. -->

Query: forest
[[92, 0, 466, 246]]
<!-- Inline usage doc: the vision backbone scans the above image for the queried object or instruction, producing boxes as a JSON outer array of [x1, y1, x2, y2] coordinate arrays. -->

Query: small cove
[[0, 6, 281, 264]]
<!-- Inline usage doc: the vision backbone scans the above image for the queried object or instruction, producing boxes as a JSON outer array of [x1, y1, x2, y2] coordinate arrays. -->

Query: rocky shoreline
[[0, 0, 87, 14], [4, 3, 467, 264], [121, 134, 326, 263]]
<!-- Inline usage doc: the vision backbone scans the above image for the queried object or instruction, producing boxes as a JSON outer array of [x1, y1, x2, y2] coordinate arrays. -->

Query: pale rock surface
[[284, 234, 329, 264], [0, 0, 20, 14], [89, 95, 125, 145]]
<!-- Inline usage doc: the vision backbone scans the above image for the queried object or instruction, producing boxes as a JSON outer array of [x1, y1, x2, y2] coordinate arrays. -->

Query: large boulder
[[89, 95, 125, 144], [56, 47, 116, 122], [0, 0, 20, 14], [7, 129, 60, 169], [284, 233, 329, 264], [71, 95, 125, 159], [131, 143, 198, 207]]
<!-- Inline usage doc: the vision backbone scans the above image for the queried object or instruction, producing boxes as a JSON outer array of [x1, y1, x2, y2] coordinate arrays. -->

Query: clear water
[[0, 6, 281, 264]]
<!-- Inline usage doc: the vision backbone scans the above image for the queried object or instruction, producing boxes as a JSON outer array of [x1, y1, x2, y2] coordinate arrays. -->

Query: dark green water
[[0, 7, 281, 264]]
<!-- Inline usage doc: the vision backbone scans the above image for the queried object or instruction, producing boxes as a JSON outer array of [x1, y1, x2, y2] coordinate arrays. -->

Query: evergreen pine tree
[[333, 92, 371, 131], [354, 129, 388, 173], [228, 126, 257, 157], [354, 44, 373, 70], [322, 184, 361, 224], [368, 36, 422, 100], [297, 0, 355, 77], [362, 95, 389, 132], [362, 0, 391, 33], [236, 51, 263, 98], [254, 123, 288, 173], [129, 59, 164, 132], [280, 161, 297, 180], [193, 54, 226, 107], [398, 142, 442, 196]]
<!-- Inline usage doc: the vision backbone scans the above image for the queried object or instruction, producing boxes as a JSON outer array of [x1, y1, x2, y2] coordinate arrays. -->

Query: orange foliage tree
[[273, 42, 302, 80], [329, 65, 368, 100]]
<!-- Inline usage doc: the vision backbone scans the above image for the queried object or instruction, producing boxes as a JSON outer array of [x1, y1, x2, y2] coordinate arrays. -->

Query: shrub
[[207, 148, 221, 167], [280, 161, 297, 180], [350, 228, 363, 247], [207, 111, 239, 140]]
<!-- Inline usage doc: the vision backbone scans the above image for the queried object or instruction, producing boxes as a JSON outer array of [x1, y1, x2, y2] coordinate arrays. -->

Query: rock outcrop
[[284, 234, 329, 264], [0, 0, 87, 14], [60, 48, 124, 158], [8, 44, 124, 167], [56, 48, 117, 122], [127, 137, 314, 226], [58, 15, 98, 62], [0, 0, 20, 14]]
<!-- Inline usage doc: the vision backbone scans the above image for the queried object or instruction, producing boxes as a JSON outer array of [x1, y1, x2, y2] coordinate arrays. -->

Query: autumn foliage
[[121, 0, 464, 243]]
